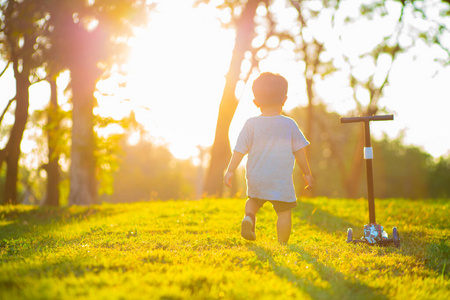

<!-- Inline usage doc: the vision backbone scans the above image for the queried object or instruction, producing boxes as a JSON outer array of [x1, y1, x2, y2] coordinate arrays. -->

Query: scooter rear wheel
[[393, 227, 400, 248]]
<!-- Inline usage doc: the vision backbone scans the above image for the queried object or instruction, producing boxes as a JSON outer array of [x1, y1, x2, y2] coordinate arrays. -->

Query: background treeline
[[1, 104, 448, 205]]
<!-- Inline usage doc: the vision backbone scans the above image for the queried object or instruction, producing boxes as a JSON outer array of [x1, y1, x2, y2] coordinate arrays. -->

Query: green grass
[[0, 197, 449, 299]]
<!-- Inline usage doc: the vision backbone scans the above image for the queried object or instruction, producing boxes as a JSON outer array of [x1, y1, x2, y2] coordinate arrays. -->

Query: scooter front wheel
[[347, 228, 353, 243]]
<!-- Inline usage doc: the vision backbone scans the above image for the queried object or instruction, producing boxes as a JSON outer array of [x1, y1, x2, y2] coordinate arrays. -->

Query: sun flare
[[122, 2, 234, 160]]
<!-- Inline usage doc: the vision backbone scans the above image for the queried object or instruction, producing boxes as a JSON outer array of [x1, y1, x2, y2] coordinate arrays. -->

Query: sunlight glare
[[124, 0, 234, 159]]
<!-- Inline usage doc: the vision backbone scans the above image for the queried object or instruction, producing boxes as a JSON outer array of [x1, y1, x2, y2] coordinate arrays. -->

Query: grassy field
[[0, 197, 449, 299]]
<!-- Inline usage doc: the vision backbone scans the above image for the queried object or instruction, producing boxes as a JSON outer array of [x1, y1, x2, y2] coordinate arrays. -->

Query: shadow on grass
[[249, 245, 388, 300], [294, 201, 360, 235], [0, 256, 131, 293], [296, 201, 450, 278], [396, 230, 450, 277], [0, 206, 119, 240]]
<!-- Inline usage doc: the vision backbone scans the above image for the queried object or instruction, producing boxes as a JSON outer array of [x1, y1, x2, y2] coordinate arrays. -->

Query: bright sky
[[1, 0, 449, 164]]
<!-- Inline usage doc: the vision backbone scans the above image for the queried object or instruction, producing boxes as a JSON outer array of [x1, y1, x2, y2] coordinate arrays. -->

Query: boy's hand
[[223, 151, 245, 188], [223, 171, 234, 188], [304, 174, 314, 190]]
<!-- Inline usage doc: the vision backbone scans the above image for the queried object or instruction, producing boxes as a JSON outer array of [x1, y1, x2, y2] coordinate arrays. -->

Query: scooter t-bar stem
[[340, 114, 394, 224], [364, 120, 376, 223]]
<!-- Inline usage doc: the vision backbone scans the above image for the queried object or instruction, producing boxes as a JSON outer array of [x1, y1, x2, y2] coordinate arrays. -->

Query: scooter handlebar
[[340, 114, 394, 123]]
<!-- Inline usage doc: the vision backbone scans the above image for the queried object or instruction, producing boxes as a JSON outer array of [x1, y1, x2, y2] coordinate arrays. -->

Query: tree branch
[[0, 98, 15, 126], [0, 61, 11, 78]]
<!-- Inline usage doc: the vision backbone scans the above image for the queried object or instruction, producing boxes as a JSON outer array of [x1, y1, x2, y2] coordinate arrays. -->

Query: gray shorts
[[250, 198, 297, 213]]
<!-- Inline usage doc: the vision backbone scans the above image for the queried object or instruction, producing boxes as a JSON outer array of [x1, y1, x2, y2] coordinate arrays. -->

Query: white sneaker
[[241, 216, 256, 241]]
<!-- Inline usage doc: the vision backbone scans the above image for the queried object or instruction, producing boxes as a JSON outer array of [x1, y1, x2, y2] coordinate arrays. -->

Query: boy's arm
[[293, 148, 314, 189], [223, 151, 245, 188]]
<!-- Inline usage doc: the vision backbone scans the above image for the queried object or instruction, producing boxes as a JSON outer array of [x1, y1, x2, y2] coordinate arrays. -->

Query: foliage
[[0, 197, 448, 299], [361, 0, 450, 63], [0, 0, 49, 81], [94, 111, 198, 201], [44, 0, 150, 74], [428, 154, 450, 198], [373, 135, 432, 199], [94, 113, 141, 197], [289, 105, 356, 198], [101, 139, 197, 203], [0, 120, 198, 204], [31, 103, 72, 164]]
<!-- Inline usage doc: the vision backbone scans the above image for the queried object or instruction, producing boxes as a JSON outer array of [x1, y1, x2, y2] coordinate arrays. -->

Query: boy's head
[[252, 72, 288, 108]]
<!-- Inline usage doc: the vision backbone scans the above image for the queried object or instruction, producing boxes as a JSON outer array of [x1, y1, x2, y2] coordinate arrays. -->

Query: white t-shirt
[[234, 115, 310, 202]]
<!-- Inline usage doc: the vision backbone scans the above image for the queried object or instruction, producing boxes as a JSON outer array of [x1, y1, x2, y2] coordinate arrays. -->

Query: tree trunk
[[68, 67, 98, 205], [64, 19, 106, 206], [44, 78, 60, 206], [204, 0, 260, 197], [3, 68, 30, 205]]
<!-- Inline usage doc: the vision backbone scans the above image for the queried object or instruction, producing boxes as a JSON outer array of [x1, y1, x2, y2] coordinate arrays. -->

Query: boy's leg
[[276, 209, 292, 244], [241, 198, 262, 240], [245, 198, 261, 231]]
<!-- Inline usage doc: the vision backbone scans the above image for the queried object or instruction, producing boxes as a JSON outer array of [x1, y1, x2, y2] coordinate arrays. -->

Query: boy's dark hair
[[252, 72, 288, 105]]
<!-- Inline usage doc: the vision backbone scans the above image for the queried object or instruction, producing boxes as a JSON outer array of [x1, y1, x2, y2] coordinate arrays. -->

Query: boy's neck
[[260, 105, 283, 116]]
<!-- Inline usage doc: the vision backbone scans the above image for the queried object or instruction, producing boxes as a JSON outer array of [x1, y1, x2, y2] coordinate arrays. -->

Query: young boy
[[223, 72, 313, 244]]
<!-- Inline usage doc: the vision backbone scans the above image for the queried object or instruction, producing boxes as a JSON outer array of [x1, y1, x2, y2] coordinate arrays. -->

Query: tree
[[44, 0, 149, 205], [288, 0, 338, 141], [0, 0, 47, 204], [204, 0, 262, 196], [393, 0, 450, 62], [42, 77, 65, 206], [1, 0, 150, 205]]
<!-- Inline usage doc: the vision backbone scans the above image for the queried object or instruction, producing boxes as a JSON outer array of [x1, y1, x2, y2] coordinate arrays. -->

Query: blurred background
[[1, 0, 449, 206]]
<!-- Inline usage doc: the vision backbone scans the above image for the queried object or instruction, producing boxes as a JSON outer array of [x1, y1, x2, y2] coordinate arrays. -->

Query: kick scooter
[[340, 115, 400, 247]]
